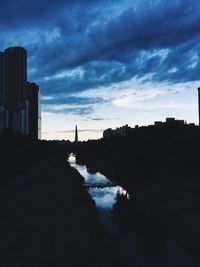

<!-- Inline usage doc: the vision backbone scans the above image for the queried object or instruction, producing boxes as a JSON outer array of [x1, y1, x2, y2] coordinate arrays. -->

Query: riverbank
[[0, 131, 57, 188], [75, 154, 200, 256], [0, 154, 125, 266]]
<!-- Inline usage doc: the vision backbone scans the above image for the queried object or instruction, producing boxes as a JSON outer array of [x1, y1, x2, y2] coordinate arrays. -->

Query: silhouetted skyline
[[0, 1, 200, 140]]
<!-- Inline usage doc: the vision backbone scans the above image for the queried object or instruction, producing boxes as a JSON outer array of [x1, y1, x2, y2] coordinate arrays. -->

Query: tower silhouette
[[75, 125, 78, 142]]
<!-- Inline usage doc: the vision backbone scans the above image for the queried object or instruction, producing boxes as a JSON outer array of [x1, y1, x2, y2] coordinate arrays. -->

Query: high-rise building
[[4, 47, 27, 104], [0, 52, 9, 130], [4, 47, 27, 132], [0, 52, 5, 106], [198, 88, 200, 126], [0, 52, 5, 130], [0, 46, 40, 139], [27, 82, 40, 140]]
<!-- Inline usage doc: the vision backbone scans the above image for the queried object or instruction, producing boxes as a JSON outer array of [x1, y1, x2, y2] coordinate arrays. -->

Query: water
[[68, 153, 200, 267], [68, 153, 128, 210]]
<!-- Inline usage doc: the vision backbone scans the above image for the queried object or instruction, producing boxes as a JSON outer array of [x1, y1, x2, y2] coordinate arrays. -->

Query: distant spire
[[75, 125, 78, 142]]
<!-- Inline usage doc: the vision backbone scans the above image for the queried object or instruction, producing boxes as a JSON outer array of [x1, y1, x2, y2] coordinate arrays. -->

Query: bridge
[[83, 182, 118, 189]]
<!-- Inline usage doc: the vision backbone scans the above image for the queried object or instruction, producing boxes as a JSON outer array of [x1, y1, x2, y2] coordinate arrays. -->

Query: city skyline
[[0, 1, 200, 141]]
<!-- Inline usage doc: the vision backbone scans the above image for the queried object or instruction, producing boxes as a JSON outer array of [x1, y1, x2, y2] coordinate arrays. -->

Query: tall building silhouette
[[0, 51, 9, 130], [4, 47, 28, 133], [27, 82, 40, 140], [198, 87, 200, 126], [75, 125, 78, 142], [0, 52, 5, 129], [4, 47, 27, 107], [0, 46, 40, 139], [0, 52, 5, 106]]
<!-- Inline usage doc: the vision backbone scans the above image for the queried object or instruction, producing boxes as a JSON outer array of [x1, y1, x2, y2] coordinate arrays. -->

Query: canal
[[68, 153, 200, 267]]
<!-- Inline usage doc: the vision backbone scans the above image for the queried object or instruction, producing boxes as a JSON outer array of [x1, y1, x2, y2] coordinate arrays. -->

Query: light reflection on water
[[74, 164, 109, 184], [68, 153, 128, 209], [88, 186, 123, 209], [68, 153, 200, 266]]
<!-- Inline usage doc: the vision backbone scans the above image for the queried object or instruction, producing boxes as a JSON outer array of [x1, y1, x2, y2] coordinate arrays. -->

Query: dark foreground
[[74, 153, 200, 259], [0, 155, 123, 267], [72, 125, 200, 257]]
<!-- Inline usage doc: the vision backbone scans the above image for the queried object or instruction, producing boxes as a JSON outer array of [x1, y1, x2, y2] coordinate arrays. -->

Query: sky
[[0, 0, 200, 141]]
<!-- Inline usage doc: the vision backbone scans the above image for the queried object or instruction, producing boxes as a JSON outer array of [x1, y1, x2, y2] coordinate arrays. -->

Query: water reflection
[[89, 186, 121, 209], [68, 153, 200, 267], [68, 153, 128, 209], [77, 165, 109, 184]]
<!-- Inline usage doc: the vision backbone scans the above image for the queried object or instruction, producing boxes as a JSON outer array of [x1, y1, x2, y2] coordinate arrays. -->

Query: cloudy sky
[[1, 0, 200, 140]]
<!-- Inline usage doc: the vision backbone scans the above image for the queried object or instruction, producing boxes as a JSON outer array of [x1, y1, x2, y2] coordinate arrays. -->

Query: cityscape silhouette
[[1, 1, 200, 266]]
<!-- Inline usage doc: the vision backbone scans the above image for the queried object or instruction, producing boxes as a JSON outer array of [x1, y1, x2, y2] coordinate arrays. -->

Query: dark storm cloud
[[43, 105, 93, 115], [38, 59, 130, 96], [56, 1, 199, 63], [41, 96, 108, 105], [0, 0, 109, 26], [27, 0, 200, 92], [1, 0, 200, 115], [41, 94, 109, 115]]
